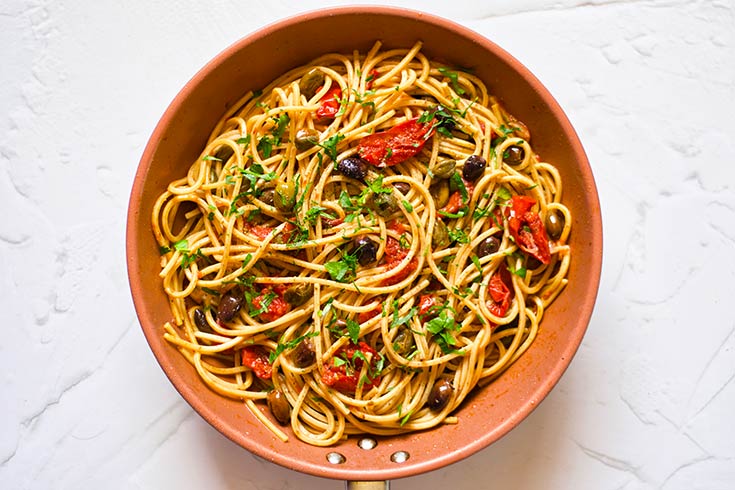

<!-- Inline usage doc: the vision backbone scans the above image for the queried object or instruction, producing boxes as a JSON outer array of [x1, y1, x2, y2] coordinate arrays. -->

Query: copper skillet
[[126, 6, 602, 489]]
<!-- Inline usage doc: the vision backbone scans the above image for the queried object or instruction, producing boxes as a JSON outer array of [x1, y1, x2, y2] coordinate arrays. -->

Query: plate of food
[[127, 6, 602, 487]]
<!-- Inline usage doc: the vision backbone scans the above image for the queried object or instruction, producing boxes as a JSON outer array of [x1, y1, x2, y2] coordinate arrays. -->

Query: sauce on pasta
[[153, 41, 571, 446]]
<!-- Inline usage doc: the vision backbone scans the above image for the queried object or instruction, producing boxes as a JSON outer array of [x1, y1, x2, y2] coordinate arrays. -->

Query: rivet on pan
[[327, 452, 346, 464], [358, 437, 377, 450], [390, 450, 410, 463]]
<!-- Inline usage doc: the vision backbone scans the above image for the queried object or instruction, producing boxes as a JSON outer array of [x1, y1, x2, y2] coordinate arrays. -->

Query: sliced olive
[[284, 283, 314, 307], [213, 144, 234, 163], [259, 189, 275, 206], [429, 180, 450, 209], [353, 235, 378, 265], [267, 389, 291, 425], [392, 327, 414, 355], [432, 159, 456, 180], [274, 180, 296, 213], [193, 308, 210, 331], [432, 219, 450, 249], [427, 379, 454, 410], [370, 192, 398, 217], [462, 155, 486, 182], [545, 210, 564, 240], [477, 236, 501, 257], [337, 156, 369, 181], [503, 146, 525, 166], [294, 128, 319, 151], [293, 338, 316, 367], [393, 182, 411, 195], [217, 290, 243, 323], [299, 69, 325, 99]]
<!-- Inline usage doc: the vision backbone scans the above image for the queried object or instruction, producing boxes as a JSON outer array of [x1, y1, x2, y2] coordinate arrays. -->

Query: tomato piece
[[249, 225, 273, 240], [316, 87, 342, 120], [381, 236, 417, 286], [357, 118, 435, 167], [365, 69, 379, 90], [322, 341, 382, 393], [487, 265, 514, 318], [418, 294, 437, 317], [439, 179, 473, 216], [252, 290, 290, 323], [441, 191, 463, 215], [241, 345, 272, 380], [358, 305, 381, 324], [506, 196, 551, 264]]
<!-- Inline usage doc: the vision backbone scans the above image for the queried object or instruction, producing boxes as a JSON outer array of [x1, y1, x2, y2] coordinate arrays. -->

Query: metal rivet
[[327, 452, 346, 464], [390, 450, 410, 463], [358, 437, 377, 450]]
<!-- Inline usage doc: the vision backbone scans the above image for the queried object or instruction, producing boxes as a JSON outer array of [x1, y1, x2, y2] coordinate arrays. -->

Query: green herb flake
[[268, 331, 319, 363], [402, 200, 414, 213], [470, 254, 483, 273], [437, 67, 466, 95]]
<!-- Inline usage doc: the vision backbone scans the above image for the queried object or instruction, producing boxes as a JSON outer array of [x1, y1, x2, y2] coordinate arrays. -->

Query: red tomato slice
[[506, 195, 551, 264], [241, 346, 272, 380], [357, 118, 435, 167], [321, 341, 381, 393], [316, 87, 342, 120]]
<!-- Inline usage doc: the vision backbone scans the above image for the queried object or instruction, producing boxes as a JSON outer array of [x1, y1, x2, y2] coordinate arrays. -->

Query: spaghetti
[[153, 41, 571, 446]]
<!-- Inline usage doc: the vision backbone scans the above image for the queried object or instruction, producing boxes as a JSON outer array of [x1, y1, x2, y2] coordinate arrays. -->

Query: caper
[[294, 128, 319, 151], [193, 308, 210, 332], [427, 379, 454, 411], [462, 155, 486, 182], [545, 210, 564, 240], [432, 219, 450, 249], [299, 69, 325, 99], [370, 192, 398, 217], [293, 338, 316, 367], [353, 235, 378, 265], [429, 180, 450, 208], [477, 235, 501, 257], [267, 389, 291, 425], [337, 156, 369, 181], [274, 180, 296, 213], [284, 283, 314, 307], [392, 327, 414, 355], [503, 146, 525, 166], [432, 159, 456, 180], [259, 189, 275, 206], [213, 144, 234, 163], [217, 290, 243, 323], [393, 182, 411, 195]]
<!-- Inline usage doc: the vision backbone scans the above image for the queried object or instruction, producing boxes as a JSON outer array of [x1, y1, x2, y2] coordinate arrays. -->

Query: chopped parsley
[[437, 67, 466, 95], [268, 331, 319, 363], [325, 250, 359, 283], [425, 309, 461, 354]]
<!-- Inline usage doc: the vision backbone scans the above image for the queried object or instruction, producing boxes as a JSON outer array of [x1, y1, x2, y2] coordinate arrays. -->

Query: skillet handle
[[346, 481, 389, 490]]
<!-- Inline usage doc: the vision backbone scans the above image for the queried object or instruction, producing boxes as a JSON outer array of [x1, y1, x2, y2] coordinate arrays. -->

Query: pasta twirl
[[153, 41, 571, 446]]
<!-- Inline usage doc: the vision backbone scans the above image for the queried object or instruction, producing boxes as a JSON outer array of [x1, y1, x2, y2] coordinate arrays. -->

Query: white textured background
[[2, 0, 734, 489]]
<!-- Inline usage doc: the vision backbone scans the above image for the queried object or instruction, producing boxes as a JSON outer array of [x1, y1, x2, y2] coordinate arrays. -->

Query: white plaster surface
[[2, 0, 734, 488]]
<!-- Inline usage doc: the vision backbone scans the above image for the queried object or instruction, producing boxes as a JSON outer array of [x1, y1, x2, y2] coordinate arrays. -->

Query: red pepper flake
[[357, 118, 435, 167], [240, 345, 272, 380]]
